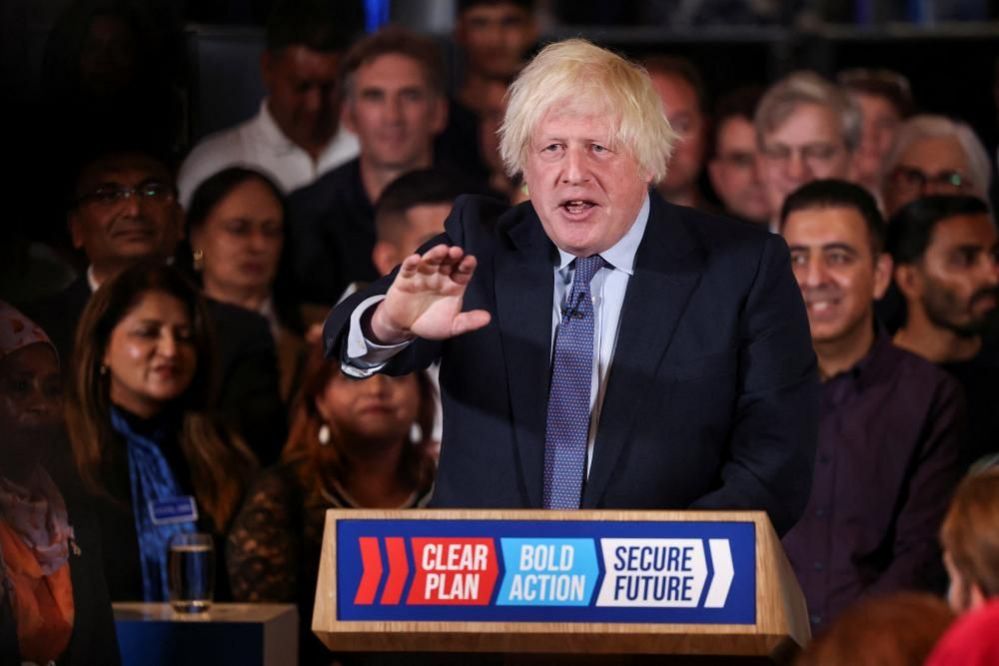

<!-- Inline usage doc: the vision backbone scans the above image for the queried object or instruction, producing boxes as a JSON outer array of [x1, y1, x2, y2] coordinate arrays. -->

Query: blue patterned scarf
[[111, 407, 195, 601]]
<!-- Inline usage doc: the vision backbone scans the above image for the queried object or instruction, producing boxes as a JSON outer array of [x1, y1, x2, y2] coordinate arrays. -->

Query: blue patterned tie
[[543, 255, 604, 509]]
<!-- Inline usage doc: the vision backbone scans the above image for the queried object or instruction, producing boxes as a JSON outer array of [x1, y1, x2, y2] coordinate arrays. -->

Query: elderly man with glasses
[[754, 71, 861, 232], [882, 115, 993, 217]]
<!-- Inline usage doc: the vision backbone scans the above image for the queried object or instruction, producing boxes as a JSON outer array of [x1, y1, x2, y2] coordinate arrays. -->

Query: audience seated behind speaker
[[285, 26, 451, 306], [23, 150, 287, 464], [177, 0, 359, 208], [182, 167, 315, 404], [795, 592, 954, 666], [0, 302, 120, 665], [63, 263, 257, 603], [227, 345, 435, 664]]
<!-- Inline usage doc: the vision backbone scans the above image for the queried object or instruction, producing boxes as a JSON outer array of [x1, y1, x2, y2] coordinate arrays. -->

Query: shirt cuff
[[342, 295, 412, 378]]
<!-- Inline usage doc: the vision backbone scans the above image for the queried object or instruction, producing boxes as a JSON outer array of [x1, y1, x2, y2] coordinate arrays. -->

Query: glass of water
[[168, 533, 215, 613]]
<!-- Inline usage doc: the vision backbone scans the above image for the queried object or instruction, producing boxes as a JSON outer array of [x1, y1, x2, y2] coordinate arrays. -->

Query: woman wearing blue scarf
[[65, 263, 257, 602]]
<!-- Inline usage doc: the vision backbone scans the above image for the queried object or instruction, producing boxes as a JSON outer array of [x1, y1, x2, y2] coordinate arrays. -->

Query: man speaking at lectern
[[324, 39, 819, 536]]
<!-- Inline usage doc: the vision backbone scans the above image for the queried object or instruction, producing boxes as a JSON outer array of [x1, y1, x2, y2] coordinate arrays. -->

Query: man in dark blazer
[[324, 39, 819, 535], [24, 151, 287, 464]]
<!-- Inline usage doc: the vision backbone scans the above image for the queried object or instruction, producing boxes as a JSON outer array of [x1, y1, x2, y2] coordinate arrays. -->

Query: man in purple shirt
[[780, 179, 965, 631]]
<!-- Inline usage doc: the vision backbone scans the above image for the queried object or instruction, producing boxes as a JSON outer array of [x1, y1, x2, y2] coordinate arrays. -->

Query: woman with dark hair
[[227, 344, 435, 663], [0, 302, 120, 665], [185, 167, 309, 401], [64, 262, 256, 601]]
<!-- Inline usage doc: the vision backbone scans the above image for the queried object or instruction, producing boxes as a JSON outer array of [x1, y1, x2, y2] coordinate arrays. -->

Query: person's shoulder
[[205, 298, 273, 347], [445, 194, 523, 245], [292, 158, 358, 198], [660, 197, 773, 248], [881, 340, 962, 393]]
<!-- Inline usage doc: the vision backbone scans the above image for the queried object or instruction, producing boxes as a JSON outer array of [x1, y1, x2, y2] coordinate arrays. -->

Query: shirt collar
[[556, 192, 650, 275], [256, 99, 297, 154]]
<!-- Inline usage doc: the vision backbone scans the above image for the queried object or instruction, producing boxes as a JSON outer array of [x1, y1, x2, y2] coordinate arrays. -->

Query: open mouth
[[561, 200, 596, 216]]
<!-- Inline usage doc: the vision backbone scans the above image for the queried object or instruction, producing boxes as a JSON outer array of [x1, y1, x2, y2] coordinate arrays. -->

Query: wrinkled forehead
[[532, 97, 622, 142], [76, 154, 172, 194]]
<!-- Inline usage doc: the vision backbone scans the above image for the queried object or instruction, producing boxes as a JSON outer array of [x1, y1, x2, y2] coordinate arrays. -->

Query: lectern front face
[[313, 510, 809, 658]]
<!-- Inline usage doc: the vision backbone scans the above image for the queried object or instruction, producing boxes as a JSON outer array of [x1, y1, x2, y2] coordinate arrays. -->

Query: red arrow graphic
[[380, 537, 409, 604], [354, 537, 383, 605]]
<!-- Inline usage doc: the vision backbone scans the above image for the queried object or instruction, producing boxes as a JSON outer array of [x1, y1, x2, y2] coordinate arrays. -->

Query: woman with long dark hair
[[64, 262, 256, 601]]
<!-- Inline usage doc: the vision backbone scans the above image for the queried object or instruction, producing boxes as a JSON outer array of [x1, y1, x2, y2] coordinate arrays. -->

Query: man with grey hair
[[882, 114, 993, 216], [756, 71, 861, 229], [323, 39, 819, 530]]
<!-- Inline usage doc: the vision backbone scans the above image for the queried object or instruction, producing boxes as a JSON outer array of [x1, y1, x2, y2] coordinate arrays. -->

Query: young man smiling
[[780, 179, 964, 632]]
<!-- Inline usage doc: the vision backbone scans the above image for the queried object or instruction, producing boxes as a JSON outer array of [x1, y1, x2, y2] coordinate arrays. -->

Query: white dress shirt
[[343, 195, 652, 476], [177, 100, 359, 207]]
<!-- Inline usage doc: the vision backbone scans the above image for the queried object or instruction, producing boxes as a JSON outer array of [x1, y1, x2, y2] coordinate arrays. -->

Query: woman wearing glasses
[[64, 263, 257, 602]]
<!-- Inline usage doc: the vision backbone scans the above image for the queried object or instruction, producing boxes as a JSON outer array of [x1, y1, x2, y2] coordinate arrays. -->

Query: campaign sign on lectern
[[336, 519, 754, 624], [313, 510, 809, 660]]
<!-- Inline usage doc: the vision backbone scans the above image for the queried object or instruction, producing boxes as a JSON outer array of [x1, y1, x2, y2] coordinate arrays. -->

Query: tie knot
[[573, 255, 604, 286]]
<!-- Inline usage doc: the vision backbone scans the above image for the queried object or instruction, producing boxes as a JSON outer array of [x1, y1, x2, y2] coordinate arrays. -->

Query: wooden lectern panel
[[313, 510, 808, 660]]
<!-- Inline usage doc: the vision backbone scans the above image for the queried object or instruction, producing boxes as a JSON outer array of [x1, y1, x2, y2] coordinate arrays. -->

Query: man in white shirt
[[177, 2, 359, 207]]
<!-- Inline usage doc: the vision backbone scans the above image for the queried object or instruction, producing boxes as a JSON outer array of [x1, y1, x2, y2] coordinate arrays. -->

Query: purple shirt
[[782, 335, 964, 631]]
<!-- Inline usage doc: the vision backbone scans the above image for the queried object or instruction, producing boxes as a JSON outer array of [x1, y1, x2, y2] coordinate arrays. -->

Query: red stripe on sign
[[380, 537, 409, 604], [354, 537, 383, 605]]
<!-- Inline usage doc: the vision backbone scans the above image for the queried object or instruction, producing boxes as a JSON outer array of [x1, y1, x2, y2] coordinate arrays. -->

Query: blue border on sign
[[335, 520, 755, 624]]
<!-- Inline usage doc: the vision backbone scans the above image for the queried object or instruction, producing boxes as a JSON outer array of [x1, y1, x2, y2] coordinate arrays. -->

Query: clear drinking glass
[[168, 533, 215, 613]]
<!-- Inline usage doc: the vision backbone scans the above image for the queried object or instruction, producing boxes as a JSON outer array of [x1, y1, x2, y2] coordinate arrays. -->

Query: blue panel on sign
[[334, 520, 755, 625]]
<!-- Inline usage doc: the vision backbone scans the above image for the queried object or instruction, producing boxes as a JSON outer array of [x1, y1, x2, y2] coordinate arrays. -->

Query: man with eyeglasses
[[24, 151, 287, 464], [708, 87, 770, 226], [882, 115, 993, 217], [755, 72, 860, 231], [887, 195, 999, 467]]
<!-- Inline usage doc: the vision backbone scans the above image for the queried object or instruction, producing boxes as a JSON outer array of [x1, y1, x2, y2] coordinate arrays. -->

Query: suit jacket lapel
[[494, 205, 555, 508], [582, 197, 705, 508]]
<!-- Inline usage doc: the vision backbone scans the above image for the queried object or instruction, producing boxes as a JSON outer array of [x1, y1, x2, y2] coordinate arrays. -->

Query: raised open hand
[[369, 245, 492, 343]]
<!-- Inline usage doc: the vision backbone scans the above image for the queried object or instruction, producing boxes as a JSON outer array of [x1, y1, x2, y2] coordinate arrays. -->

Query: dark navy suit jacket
[[325, 193, 820, 535]]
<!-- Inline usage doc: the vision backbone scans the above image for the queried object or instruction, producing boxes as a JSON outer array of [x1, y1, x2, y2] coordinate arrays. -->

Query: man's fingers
[[398, 253, 423, 278], [451, 254, 478, 285], [451, 309, 492, 336]]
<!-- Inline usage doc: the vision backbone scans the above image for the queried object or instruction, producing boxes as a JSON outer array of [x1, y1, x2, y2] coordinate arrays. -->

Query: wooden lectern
[[313, 510, 809, 664]]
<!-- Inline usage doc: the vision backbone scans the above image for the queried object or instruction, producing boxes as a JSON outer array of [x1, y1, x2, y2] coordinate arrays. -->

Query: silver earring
[[100, 364, 108, 376], [318, 424, 330, 446], [192, 248, 204, 271]]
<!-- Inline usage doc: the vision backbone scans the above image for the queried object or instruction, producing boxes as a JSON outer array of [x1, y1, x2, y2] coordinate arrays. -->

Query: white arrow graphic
[[704, 539, 734, 608]]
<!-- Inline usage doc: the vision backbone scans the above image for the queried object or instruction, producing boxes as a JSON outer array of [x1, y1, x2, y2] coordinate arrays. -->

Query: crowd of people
[[1, 0, 999, 664]]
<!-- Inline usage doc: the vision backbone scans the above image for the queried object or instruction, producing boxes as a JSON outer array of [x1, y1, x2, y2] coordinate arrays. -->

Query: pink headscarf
[[0, 301, 58, 363], [0, 300, 72, 575]]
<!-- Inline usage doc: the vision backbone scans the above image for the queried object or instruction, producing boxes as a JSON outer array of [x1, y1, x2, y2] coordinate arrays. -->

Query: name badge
[[149, 496, 198, 526]]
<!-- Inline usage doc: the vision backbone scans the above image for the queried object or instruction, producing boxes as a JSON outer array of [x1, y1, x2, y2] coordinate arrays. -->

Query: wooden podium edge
[[313, 509, 810, 657]]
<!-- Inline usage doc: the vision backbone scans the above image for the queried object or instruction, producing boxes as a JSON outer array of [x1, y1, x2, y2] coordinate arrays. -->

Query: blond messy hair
[[499, 38, 678, 184]]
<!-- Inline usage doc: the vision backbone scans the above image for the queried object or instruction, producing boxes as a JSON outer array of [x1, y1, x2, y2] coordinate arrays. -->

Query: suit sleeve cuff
[[342, 295, 412, 377]]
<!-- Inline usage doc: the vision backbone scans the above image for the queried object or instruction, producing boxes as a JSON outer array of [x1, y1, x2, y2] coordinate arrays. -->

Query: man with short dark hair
[[781, 179, 964, 631], [287, 26, 449, 305], [708, 87, 770, 225], [372, 169, 465, 277], [177, 0, 357, 206], [26, 151, 286, 463], [438, 0, 538, 187], [644, 56, 709, 210], [888, 196, 999, 465]]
